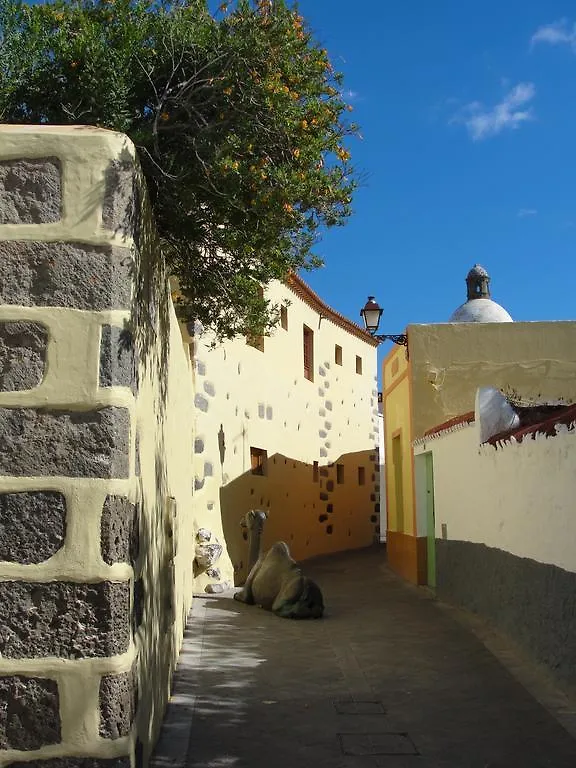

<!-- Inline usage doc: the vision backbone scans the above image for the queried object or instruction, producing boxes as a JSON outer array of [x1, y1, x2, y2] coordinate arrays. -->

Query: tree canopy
[[0, 0, 358, 338]]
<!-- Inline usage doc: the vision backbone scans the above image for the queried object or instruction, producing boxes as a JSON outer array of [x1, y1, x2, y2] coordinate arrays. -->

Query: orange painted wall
[[221, 448, 380, 584]]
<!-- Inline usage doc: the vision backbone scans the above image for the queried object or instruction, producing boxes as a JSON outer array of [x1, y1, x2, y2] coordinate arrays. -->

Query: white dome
[[449, 298, 513, 323]]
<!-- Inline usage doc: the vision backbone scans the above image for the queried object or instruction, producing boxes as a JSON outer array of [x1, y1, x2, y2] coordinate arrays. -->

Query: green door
[[425, 453, 436, 588]]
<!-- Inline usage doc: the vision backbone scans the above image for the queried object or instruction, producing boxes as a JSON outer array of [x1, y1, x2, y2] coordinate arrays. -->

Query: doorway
[[392, 434, 404, 533], [424, 452, 436, 588]]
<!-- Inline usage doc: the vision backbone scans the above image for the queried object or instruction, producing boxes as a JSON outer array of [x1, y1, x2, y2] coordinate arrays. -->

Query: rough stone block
[[102, 160, 137, 237], [0, 158, 61, 224], [0, 675, 60, 750], [0, 491, 66, 564], [99, 668, 137, 739], [0, 407, 130, 478], [0, 321, 48, 391], [0, 241, 132, 310], [101, 496, 139, 565], [194, 393, 209, 412], [6, 759, 131, 768], [195, 542, 223, 569], [0, 581, 130, 658], [99, 325, 136, 390]]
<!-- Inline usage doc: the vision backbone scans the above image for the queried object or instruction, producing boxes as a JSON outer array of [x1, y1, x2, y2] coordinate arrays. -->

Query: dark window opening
[[246, 286, 265, 351], [358, 467, 365, 485], [313, 461, 319, 482], [335, 344, 343, 365], [303, 325, 314, 381], [356, 355, 363, 375], [280, 305, 288, 330], [250, 447, 267, 476], [336, 464, 345, 484]]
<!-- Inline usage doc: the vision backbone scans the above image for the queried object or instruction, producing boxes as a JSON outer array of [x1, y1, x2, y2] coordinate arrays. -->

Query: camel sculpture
[[234, 510, 324, 619]]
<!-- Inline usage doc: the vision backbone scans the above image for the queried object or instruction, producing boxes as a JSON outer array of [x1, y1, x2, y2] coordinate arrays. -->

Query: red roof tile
[[424, 411, 475, 437]]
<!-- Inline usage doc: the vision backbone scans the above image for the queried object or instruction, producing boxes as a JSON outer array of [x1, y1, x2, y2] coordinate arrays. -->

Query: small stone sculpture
[[234, 541, 324, 619]]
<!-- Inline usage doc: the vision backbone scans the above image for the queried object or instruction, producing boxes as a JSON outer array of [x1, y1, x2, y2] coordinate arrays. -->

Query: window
[[246, 286, 265, 351], [313, 461, 319, 482], [336, 464, 344, 484], [355, 355, 363, 375], [303, 325, 314, 381], [250, 447, 267, 476], [358, 466, 365, 486], [246, 333, 265, 352], [335, 344, 342, 365], [280, 305, 288, 330]]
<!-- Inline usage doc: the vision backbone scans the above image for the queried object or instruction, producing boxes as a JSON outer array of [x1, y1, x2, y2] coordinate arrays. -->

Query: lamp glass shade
[[360, 297, 383, 333]]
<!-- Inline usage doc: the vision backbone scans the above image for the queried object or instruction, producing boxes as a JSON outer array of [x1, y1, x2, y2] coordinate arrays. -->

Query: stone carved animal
[[234, 541, 324, 619]]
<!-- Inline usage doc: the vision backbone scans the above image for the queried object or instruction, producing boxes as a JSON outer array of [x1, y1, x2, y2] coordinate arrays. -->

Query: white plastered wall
[[415, 420, 576, 575]]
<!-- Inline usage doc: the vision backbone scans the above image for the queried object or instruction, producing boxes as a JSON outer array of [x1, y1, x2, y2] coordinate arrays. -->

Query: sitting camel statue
[[234, 539, 324, 620]]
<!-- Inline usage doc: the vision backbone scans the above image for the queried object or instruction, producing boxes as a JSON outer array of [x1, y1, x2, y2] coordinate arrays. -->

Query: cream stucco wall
[[0, 126, 218, 768], [190, 279, 380, 583], [409, 322, 576, 440], [415, 419, 576, 574], [0, 127, 139, 768]]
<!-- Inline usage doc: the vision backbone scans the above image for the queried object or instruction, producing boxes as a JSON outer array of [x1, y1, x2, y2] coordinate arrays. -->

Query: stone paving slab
[[152, 547, 576, 768]]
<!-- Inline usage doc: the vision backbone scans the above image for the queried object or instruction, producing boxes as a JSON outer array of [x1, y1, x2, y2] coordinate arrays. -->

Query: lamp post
[[360, 297, 407, 347]]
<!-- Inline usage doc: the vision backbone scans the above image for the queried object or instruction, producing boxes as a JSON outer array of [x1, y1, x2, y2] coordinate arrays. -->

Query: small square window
[[356, 355, 363, 375], [280, 305, 288, 330], [336, 464, 345, 484], [246, 334, 265, 352], [250, 447, 267, 476], [335, 344, 343, 365], [358, 467, 366, 485]]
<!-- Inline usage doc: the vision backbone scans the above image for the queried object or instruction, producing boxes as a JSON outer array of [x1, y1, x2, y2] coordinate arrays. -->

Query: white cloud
[[517, 208, 538, 218], [531, 19, 576, 50], [451, 83, 536, 141]]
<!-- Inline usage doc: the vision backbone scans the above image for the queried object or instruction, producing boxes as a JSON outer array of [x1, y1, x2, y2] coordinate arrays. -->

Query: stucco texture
[[408, 321, 576, 441], [189, 278, 380, 586], [0, 126, 222, 768]]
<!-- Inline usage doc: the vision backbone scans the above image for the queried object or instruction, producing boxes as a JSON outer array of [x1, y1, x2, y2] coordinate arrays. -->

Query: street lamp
[[360, 297, 407, 347]]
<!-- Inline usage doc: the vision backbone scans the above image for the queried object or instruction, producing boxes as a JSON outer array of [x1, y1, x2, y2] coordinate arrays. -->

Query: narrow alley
[[153, 547, 576, 768]]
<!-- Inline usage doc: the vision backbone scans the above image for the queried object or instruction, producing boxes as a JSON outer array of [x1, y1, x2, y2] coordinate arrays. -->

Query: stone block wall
[[0, 126, 207, 768]]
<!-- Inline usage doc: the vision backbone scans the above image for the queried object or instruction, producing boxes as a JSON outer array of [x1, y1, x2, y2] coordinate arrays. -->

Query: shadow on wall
[[220, 450, 381, 585], [120, 152, 193, 766]]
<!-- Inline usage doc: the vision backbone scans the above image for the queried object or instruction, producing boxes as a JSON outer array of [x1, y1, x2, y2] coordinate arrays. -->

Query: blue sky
[[294, 0, 576, 349]]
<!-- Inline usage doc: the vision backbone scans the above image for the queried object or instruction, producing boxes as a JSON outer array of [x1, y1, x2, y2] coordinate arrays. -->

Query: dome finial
[[466, 264, 490, 301]]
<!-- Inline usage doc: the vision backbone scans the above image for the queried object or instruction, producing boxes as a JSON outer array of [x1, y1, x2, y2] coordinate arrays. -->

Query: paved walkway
[[153, 547, 576, 768]]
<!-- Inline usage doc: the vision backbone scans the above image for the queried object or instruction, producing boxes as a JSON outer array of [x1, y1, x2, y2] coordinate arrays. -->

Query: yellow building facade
[[382, 343, 426, 584], [190, 275, 382, 585]]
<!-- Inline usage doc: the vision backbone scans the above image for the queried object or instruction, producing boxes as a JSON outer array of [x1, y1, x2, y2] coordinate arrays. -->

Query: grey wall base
[[436, 539, 576, 689]]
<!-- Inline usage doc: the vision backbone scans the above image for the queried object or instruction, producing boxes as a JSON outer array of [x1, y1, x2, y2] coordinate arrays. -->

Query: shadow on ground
[[153, 547, 576, 768]]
